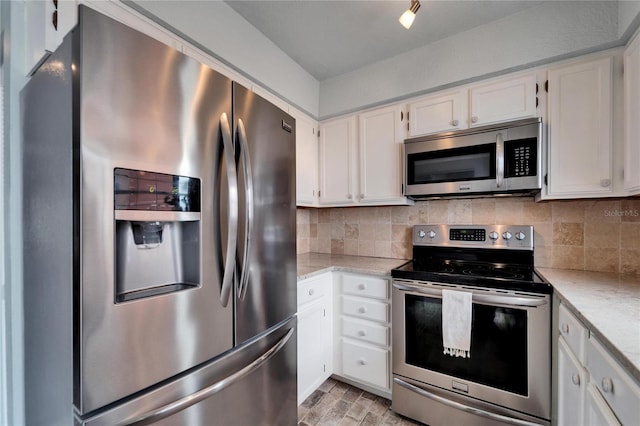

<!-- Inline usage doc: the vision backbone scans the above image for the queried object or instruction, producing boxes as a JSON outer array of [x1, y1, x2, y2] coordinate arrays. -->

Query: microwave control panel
[[504, 138, 537, 178]]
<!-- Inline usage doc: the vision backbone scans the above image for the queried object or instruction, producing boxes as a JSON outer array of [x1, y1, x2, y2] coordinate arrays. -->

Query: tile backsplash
[[296, 198, 640, 275]]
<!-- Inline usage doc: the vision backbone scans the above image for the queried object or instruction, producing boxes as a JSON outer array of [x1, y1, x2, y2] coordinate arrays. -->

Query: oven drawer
[[342, 317, 389, 346], [342, 274, 389, 300], [559, 303, 587, 363], [342, 340, 389, 389], [342, 296, 389, 323], [586, 336, 640, 425]]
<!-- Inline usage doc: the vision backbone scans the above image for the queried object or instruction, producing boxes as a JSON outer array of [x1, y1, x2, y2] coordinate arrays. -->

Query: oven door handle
[[392, 282, 548, 307], [393, 378, 543, 426]]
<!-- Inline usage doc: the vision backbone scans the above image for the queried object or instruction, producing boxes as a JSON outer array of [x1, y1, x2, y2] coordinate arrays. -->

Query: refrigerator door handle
[[219, 112, 239, 307], [123, 327, 294, 425], [236, 118, 254, 300]]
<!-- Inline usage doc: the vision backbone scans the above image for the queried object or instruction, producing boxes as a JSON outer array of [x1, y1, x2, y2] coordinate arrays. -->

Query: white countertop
[[537, 268, 640, 383], [297, 252, 408, 280]]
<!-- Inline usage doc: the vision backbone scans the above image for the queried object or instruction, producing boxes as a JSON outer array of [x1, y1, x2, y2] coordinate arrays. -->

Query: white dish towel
[[442, 289, 473, 358]]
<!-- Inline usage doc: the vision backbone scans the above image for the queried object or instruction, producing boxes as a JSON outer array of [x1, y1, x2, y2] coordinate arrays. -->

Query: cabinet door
[[557, 338, 587, 426], [547, 57, 613, 196], [297, 300, 329, 404], [319, 116, 357, 205], [408, 90, 465, 136], [469, 73, 537, 127], [624, 34, 640, 194], [585, 383, 621, 426], [358, 105, 405, 203], [294, 114, 319, 206]]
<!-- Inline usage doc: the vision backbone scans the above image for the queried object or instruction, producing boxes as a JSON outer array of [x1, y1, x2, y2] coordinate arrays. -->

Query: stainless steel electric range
[[391, 224, 552, 426]]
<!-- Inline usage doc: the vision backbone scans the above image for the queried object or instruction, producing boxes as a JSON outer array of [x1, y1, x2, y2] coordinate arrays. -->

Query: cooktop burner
[[391, 224, 552, 294]]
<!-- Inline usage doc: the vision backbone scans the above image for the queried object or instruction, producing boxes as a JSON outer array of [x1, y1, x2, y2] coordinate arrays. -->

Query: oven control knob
[[418, 230, 426, 239], [427, 230, 436, 239], [502, 231, 513, 240], [515, 232, 526, 241], [489, 231, 499, 240]]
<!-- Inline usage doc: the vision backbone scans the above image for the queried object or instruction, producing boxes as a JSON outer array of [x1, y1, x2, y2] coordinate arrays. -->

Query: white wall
[[127, 0, 320, 118], [1, 1, 26, 424], [319, 1, 625, 119]]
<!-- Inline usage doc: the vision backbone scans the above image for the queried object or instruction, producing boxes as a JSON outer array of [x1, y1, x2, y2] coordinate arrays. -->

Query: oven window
[[407, 143, 495, 185], [405, 294, 528, 396]]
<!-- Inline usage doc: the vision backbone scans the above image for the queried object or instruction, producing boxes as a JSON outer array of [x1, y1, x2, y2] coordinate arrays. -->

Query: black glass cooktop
[[391, 246, 552, 294]]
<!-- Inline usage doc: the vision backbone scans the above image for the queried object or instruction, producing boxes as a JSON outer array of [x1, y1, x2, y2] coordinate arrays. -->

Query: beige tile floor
[[297, 378, 424, 426]]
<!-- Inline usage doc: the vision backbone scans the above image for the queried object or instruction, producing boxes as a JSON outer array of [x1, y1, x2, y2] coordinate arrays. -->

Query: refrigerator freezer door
[[77, 7, 234, 413], [233, 83, 297, 344], [78, 317, 297, 426]]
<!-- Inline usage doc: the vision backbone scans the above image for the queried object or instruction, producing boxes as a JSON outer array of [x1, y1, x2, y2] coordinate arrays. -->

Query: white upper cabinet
[[318, 106, 411, 207], [358, 105, 406, 204], [469, 73, 538, 127], [408, 90, 466, 136], [319, 116, 358, 206], [407, 72, 537, 138], [546, 56, 614, 197], [292, 110, 319, 206], [624, 31, 640, 195]]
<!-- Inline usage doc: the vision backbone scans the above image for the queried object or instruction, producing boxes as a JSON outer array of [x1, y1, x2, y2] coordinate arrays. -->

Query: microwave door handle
[[236, 118, 254, 300], [393, 378, 542, 426], [219, 112, 239, 308], [496, 132, 504, 188]]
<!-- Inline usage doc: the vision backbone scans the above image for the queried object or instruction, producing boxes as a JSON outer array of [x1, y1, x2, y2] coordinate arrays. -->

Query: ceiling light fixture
[[399, 0, 421, 29]]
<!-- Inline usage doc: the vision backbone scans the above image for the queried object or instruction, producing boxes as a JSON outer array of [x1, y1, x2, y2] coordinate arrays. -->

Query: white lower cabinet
[[297, 273, 332, 404], [556, 302, 640, 425], [333, 273, 392, 397], [297, 271, 393, 403], [557, 338, 587, 425]]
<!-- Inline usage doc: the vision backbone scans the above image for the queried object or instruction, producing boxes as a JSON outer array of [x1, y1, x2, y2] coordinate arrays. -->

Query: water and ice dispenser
[[114, 168, 201, 302]]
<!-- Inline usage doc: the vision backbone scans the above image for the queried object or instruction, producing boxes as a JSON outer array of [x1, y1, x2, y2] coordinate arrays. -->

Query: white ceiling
[[224, 0, 546, 81]]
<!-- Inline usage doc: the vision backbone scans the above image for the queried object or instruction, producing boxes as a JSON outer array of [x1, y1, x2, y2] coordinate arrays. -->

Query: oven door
[[392, 279, 551, 422]]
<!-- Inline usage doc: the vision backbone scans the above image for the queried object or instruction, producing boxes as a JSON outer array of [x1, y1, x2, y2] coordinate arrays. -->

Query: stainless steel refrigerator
[[22, 6, 297, 425]]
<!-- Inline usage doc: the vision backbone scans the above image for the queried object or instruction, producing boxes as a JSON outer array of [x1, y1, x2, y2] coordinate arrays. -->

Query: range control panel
[[413, 224, 534, 250]]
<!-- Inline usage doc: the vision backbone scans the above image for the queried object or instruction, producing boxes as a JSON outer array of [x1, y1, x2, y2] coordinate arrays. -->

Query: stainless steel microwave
[[403, 117, 542, 198]]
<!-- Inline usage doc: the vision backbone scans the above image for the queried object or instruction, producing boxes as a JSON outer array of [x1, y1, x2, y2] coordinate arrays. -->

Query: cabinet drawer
[[342, 274, 389, 300], [586, 336, 640, 425], [342, 317, 389, 347], [342, 340, 389, 390], [342, 296, 389, 323], [559, 303, 588, 363], [298, 277, 326, 307]]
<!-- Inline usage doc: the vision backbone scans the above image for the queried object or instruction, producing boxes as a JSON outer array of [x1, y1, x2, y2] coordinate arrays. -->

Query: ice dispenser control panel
[[114, 168, 201, 212]]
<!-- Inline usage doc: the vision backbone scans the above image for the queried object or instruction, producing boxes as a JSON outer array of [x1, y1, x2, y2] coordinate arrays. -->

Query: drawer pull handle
[[571, 373, 580, 386], [561, 323, 569, 334], [358, 283, 366, 290], [601, 377, 613, 393], [358, 359, 367, 366], [308, 289, 314, 296], [358, 330, 367, 337], [358, 307, 367, 314]]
